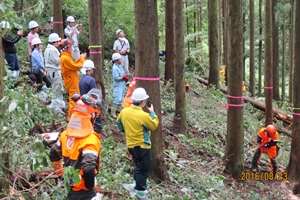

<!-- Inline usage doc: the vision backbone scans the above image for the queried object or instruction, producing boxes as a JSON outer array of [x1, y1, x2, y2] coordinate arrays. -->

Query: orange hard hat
[[265, 124, 276, 137], [59, 38, 73, 49]]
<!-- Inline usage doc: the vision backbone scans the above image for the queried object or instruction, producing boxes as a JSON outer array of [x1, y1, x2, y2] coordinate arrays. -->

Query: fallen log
[[195, 76, 293, 137]]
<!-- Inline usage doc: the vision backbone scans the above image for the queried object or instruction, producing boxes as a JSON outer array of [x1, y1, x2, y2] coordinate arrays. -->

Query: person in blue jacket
[[111, 53, 127, 118], [31, 38, 51, 92]]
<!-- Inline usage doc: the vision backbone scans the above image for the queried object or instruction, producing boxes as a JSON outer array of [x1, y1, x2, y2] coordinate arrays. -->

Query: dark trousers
[[93, 115, 103, 134], [5, 53, 20, 71], [67, 189, 96, 200], [128, 147, 152, 191], [33, 69, 51, 92]]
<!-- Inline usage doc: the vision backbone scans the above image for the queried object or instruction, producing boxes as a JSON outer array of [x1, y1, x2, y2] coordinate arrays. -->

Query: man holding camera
[[64, 16, 82, 60], [116, 87, 159, 200], [113, 29, 130, 75]]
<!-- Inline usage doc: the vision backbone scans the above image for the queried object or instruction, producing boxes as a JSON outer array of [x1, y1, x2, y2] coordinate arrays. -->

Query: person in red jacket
[[49, 88, 104, 199], [59, 38, 86, 121], [251, 124, 279, 173]]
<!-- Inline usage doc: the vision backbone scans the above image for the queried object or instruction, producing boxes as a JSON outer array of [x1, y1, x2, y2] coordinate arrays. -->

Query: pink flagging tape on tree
[[264, 86, 273, 89], [226, 94, 244, 109], [133, 77, 160, 81], [52, 22, 63, 24], [292, 112, 300, 117], [227, 95, 244, 99], [89, 51, 102, 54], [226, 104, 244, 109]]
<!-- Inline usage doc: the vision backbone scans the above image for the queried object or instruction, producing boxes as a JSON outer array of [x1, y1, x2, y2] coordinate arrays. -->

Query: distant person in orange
[[59, 38, 86, 121], [122, 80, 136, 108], [242, 81, 246, 92], [251, 124, 279, 173]]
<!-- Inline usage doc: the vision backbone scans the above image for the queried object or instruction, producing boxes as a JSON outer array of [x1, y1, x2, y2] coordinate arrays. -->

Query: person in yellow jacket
[[49, 88, 104, 199], [59, 38, 86, 121], [117, 87, 159, 200]]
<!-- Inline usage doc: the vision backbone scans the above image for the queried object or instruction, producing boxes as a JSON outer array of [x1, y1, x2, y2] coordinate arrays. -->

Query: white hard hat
[[31, 38, 42, 46], [131, 87, 149, 101], [80, 60, 95, 75], [28, 20, 39, 29], [1, 21, 10, 29], [48, 33, 61, 42], [116, 29, 122, 36], [112, 53, 121, 61], [66, 16, 75, 22]]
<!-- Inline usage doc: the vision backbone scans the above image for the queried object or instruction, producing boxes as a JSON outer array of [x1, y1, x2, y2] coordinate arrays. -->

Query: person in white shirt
[[44, 33, 63, 99], [64, 16, 82, 60], [113, 29, 130, 75]]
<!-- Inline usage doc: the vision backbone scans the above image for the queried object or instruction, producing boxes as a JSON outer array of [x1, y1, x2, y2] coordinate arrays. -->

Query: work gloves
[[264, 142, 271, 148], [52, 160, 64, 177], [122, 74, 128, 81]]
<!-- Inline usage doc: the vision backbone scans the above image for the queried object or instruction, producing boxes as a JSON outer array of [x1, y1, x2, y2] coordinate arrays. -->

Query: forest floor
[[5, 65, 300, 199]]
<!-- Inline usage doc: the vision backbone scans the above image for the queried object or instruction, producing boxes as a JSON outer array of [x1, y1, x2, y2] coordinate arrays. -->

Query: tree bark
[[135, 0, 170, 182], [88, 0, 105, 100], [224, 0, 244, 178], [258, 0, 262, 97], [249, 0, 255, 97], [287, 0, 300, 188], [264, 0, 273, 126], [174, 0, 187, 134], [208, 0, 220, 88], [0, 31, 9, 197], [282, 2, 286, 101], [289, 0, 295, 104], [165, 0, 175, 85], [272, 0, 280, 101], [222, 0, 228, 85], [52, 0, 64, 38]]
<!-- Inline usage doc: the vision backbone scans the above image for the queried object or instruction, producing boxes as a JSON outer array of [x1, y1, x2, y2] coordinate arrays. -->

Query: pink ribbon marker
[[264, 86, 273, 89], [226, 94, 244, 109], [292, 112, 300, 117], [133, 77, 160, 81], [52, 22, 63, 25], [89, 51, 102, 55]]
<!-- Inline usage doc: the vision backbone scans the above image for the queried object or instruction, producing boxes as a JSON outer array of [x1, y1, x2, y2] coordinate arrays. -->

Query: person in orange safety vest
[[251, 124, 279, 173], [49, 88, 105, 199], [122, 80, 136, 108], [59, 38, 86, 121]]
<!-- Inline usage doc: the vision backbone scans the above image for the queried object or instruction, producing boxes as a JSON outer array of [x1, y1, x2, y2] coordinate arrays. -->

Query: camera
[[147, 100, 151, 108]]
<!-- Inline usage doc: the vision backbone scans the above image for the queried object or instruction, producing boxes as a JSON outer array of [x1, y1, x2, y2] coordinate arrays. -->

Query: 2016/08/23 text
[[240, 172, 288, 181]]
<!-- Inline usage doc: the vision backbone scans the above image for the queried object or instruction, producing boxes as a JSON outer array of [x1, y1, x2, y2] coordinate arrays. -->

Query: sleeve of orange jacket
[[63, 56, 85, 71]]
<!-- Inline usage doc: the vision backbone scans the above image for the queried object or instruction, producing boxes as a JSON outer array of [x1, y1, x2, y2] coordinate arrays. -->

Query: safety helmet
[[1, 21, 10, 29], [58, 38, 73, 49], [87, 88, 108, 110], [28, 20, 39, 29], [48, 33, 61, 42], [66, 16, 75, 22], [112, 53, 121, 61], [128, 80, 136, 91], [265, 124, 276, 137], [80, 60, 95, 75], [31, 38, 42, 46], [116, 29, 123, 36], [81, 60, 95, 75], [131, 87, 149, 101]]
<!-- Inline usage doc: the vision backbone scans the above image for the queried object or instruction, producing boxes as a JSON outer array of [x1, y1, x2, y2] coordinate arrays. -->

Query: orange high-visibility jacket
[[257, 128, 279, 158], [60, 51, 85, 120], [49, 110, 101, 191]]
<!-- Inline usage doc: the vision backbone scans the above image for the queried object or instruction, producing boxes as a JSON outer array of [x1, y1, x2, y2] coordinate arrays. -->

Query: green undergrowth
[[0, 62, 292, 199]]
